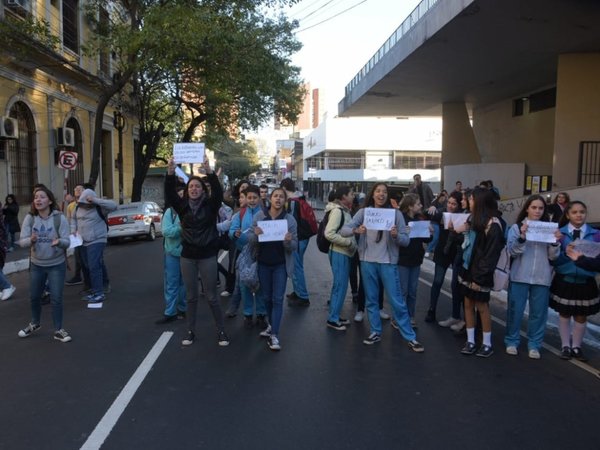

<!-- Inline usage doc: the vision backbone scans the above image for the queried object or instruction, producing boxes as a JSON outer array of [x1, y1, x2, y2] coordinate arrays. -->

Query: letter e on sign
[[58, 150, 78, 170]]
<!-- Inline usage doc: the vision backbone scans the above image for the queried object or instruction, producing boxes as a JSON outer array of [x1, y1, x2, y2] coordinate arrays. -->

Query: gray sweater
[[70, 192, 117, 246], [19, 210, 70, 267]]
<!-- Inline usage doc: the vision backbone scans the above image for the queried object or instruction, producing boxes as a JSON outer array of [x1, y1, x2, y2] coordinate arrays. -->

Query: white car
[[107, 201, 163, 243]]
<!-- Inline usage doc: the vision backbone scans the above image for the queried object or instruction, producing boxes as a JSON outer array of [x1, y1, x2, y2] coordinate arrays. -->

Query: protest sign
[[173, 143, 205, 164], [258, 220, 288, 242], [364, 208, 395, 231], [442, 213, 470, 230], [572, 239, 600, 258], [525, 220, 558, 243], [408, 220, 431, 238]]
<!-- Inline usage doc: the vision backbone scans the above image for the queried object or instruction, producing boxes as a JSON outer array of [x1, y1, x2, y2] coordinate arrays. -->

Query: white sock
[[467, 328, 475, 344], [483, 331, 492, 347], [559, 316, 572, 348], [572, 321, 587, 348]]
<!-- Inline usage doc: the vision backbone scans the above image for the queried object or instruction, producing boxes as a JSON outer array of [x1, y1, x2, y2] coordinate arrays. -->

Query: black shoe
[[327, 320, 347, 331], [560, 346, 572, 360], [256, 315, 268, 329], [286, 292, 298, 300], [461, 342, 477, 355], [176, 311, 186, 320], [182, 331, 195, 346], [339, 318, 351, 326], [476, 345, 494, 358], [288, 297, 310, 307], [65, 277, 83, 286], [244, 315, 254, 329], [571, 347, 588, 362], [424, 309, 436, 323], [155, 315, 177, 325], [218, 331, 230, 347]]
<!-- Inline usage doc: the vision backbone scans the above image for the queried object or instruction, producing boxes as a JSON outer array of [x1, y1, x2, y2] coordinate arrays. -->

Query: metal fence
[[578, 141, 600, 186]]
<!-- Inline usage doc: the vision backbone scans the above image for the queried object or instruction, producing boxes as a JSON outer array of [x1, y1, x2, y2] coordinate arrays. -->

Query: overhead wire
[[295, 0, 368, 33]]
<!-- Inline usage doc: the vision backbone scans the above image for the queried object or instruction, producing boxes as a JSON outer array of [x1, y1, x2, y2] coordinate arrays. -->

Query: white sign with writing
[[364, 208, 395, 231], [258, 219, 288, 242], [408, 220, 431, 238], [69, 233, 83, 249], [572, 239, 600, 258], [173, 143, 205, 164], [442, 213, 470, 230], [525, 220, 558, 243]]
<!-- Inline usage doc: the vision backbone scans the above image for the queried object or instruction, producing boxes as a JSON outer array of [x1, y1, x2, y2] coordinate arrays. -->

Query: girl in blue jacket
[[550, 201, 600, 362]]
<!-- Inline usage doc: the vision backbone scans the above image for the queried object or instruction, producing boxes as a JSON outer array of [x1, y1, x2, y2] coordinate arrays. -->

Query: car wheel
[[147, 224, 156, 241]]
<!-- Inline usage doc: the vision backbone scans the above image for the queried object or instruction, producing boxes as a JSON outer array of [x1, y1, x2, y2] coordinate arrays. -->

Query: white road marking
[[419, 277, 600, 380], [80, 332, 174, 450], [218, 250, 228, 264]]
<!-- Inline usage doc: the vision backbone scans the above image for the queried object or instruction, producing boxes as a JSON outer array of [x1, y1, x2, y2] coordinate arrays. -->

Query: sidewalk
[[3, 245, 31, 275]]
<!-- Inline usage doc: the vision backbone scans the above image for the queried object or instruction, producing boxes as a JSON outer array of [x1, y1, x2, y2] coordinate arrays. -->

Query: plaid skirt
[[549, 275, 599, 317]]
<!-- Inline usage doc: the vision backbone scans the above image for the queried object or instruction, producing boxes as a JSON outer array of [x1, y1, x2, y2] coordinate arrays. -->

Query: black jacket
[[397, 212, 431, 267], [461, 222, 505, 288], [165, 173, 223, 260], [2, 202, 20, 233]]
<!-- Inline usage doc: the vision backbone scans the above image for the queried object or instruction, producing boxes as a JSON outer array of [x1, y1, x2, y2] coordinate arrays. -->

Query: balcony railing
[[344, 0, 439, 96]]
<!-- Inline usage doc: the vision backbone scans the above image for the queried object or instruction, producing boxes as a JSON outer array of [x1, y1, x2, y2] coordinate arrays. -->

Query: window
[[98, 7, 110, 76], [63, 0, 79, 53], [393, 151, 441, 170], [7, 102, 38, 204]]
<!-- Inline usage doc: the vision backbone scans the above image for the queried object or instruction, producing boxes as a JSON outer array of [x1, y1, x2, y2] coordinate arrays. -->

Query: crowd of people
[[1, 168, 598, 361]]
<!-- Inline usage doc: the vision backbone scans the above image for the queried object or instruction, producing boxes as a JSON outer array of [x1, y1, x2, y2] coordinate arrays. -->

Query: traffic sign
[[58, 150, 78, 170]]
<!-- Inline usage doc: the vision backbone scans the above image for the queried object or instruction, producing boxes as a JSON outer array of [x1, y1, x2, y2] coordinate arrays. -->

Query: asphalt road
[[0, 238, 599, 450]]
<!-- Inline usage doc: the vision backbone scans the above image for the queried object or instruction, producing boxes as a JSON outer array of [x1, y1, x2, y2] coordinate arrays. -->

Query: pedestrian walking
[[407, 174, 434, 209], [65, 185, 84, 285], [3, 194, 20, 251], [0, 206, 16, 301], [504, 195, 561, 359], [341, 183, 424, 352], [17, 186, 72, 342], [248, 187, 298, 351], [550, 201, 600, 362], [548, 192, 570, 223], [165, 157, 229, 347]]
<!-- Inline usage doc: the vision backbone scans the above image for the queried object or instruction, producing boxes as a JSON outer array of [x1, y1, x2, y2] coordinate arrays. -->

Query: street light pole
[[113, 109, 125, 204]]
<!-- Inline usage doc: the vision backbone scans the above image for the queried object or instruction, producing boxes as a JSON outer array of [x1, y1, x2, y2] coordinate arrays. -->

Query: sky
[[284, 0, 422, 115]]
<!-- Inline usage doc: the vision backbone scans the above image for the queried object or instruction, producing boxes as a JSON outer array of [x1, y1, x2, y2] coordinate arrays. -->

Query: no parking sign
[[58, 150, 78, 170]]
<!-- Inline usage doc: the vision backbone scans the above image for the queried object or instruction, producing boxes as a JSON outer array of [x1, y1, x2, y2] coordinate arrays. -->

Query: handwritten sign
[[525, 220, 558, 243], [442, 213, 470, 230], [572, 239, 600, 258], [408, 220, 431, 238], [364, 208, 395, 231], [69, 233, 83, 249], [258, 219, 288, 242], [173, 143, 205, 164]]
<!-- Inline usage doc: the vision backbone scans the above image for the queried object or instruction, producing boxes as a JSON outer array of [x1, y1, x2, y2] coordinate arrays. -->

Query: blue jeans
[[398, 265, 421, 318], [163, 253, 186, 316], [292, 238, 309, 299], [360, 261, 416, 341], [427, 222, 440, 253], [241, 283, 266, 316], [80, 243, 106, 296], [0, 270, 11, 290], [328, 250, 351, 323], [258, 263, 287, 336], [505, 281, 550, 350], [30, 262, 66, 330], [429, 263, 449, 312]]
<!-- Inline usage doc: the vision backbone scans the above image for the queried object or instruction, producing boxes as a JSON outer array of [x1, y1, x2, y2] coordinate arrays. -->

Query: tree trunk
[[130, 124, 164, 202]]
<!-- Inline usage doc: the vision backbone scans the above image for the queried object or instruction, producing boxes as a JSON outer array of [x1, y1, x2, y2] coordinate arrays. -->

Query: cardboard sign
[[364, 208, 395, 231], [257, 219, 288, 242], [173, 143, 205, 164]]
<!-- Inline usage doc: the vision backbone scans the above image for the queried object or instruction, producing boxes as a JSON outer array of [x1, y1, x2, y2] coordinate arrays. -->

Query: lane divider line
[[80, 331, 174, 450]]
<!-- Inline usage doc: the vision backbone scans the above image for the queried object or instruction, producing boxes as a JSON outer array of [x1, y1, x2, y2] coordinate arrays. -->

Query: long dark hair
[[515, 194, 549, 224], [364, 183, 391, 208], [30, 187, 59, 216], [470, 187, 498, 232], [558, 201, 587, 228], [5, 194, 18, 206], [334, 185, 351, 201]]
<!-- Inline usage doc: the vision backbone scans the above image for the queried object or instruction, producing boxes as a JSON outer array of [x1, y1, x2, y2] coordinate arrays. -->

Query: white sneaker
[[506, 346, 518, 356], [528, 349, 541, 360], [220, 290, 231, 297], [450, 320, 466, 332], [424, 252, 430, 258], [354, 311, 364, 323], [379, 310, 391, 320], [259, 325, 272, 338], [1, 285, 16, 301], [268, 335, 281, 351], [438, 317, 460, 328]]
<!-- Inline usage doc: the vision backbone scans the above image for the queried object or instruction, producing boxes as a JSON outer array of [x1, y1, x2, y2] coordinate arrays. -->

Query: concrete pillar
[[553, 53, 600, 189], [442, 102, 480, 167]]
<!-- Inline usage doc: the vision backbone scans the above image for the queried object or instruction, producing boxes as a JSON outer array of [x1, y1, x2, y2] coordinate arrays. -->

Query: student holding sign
[[248, 188, 298, 351], [504, 195, 561, 359], [550, 201, 600, 362], [165, 156, 230, 348], [340, 183, 424, 352]]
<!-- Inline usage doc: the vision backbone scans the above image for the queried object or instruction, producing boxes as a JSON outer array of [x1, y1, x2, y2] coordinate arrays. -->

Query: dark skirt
[[550, 275, 599, 316], [458, 276, 492, 303]]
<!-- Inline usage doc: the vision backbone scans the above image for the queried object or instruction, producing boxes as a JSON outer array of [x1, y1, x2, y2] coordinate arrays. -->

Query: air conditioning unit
[[57, 127, 75, 147], [6, 0, 29, 12], [0, 117, 18, 139]]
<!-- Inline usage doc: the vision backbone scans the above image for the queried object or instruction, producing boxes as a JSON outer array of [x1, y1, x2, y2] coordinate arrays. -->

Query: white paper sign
[[174, 167, 189, 184], [364, 208, 395, 231], [408, 220, 431, 238], [258, 219, 288, 242], [173, 143, 205, 164], [87, 302, 103, 309], [442, 213, 470, 230], [525, 220, 558, 243], [572, 239, 600, 258], [69, 233, 83, 249]]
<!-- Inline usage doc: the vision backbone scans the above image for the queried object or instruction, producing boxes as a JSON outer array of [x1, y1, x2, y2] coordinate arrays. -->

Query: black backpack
[[316, 208, 344, 253]]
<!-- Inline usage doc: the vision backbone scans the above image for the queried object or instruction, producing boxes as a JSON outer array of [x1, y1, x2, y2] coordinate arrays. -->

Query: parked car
[[107, 201, 163, 243]]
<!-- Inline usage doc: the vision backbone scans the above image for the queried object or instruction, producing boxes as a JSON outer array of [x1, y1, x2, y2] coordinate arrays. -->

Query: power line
[[296, 0, 347, 25], [288, 0, 327, 20], [295, 0, 368, 33], [296, 0, 336, 21]]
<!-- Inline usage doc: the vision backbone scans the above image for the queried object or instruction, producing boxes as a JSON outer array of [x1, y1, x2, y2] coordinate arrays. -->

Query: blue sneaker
[[86, 293, 105, 303]]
